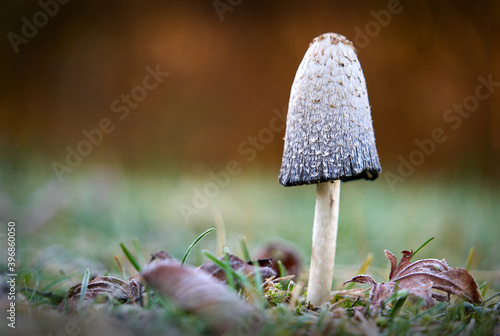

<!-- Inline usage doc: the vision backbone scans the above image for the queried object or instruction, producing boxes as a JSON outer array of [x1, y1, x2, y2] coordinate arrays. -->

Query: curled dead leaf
[[58, 276, 142, 312], [142, 259, 262, 334], [344, 250, 483, 312], [198, 253, 276, 283], [147, 250, 177, 268], [149, 250, 174, 262], [254, 241, 303, 277]]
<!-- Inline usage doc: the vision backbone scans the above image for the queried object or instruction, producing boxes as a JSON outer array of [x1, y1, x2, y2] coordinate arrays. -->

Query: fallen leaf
[[254, 241, 302, 277], [142, 259, 262, 334], [198, 253, 276, 283], [344, 249, 483, 311], [58, 276, 142, 312], [146, 250, 177, 268], [149, 250, 174, 262]]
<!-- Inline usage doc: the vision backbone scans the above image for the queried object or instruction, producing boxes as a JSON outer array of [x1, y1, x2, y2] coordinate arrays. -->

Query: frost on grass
[[344, 249, 483, 312]]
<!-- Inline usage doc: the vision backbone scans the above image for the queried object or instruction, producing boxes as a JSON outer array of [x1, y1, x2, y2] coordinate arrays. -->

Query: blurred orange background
[[1, 0, 499, 179]]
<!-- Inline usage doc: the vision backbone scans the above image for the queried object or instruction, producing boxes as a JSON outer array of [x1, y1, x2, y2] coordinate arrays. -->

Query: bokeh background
[[0, 1, 499, 289]]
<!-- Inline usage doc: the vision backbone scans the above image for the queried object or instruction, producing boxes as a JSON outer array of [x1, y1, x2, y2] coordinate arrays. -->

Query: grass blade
[[410, 301, 447, 322], [78, 268, 90, 311], [209, 206, 225, 256], [202, 250, 248, 287], [412, 237, 435, 259], [181, 227, 215, 266], [202, 250, 228, 271], [345, 253, 373, 290], [483, 291, 500, 305], [381, 288, 409, 318], [41, 273, 76, 292], [114, 256, 126, 279], [223, 248, 235, 290], [133, 238, 146, 267], [390, 295, 408, 318], [277, 260, 287, 278], [466, 247, 475, 272], [202, 249, 265, 306], [479, 282, 489, 299], [121, 243, 142, 272], [240, 235, 252, 262], [251, 259, 264, 298]]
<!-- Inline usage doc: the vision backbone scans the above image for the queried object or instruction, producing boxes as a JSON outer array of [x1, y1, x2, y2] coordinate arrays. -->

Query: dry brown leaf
[[142, 259, 262, 335], [254, 241, 303, 276], [58, 276, 142, 312], [344, 249, 483, 311], [146, 250, 177, 269], [149, 250, 174, 262], [198, 253, 276, 283]]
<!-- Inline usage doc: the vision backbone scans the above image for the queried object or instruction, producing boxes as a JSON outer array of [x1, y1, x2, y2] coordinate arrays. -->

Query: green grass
[[0, 164, 499, 335], [2, 165, 499, 271], [2, 233, 499, 336]]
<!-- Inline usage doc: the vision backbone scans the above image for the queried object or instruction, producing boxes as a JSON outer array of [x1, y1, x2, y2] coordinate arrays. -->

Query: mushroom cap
[[279, 33, 381, 187]]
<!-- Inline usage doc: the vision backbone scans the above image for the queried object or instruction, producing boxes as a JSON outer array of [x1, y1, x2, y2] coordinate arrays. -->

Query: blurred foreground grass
[[1, 163, 499, 294]]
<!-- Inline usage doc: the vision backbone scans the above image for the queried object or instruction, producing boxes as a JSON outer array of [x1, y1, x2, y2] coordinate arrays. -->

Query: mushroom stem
[[307, 180, 341, 305]]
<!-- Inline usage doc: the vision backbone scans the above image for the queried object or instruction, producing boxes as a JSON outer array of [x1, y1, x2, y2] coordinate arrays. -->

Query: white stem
[[306, 180, 341, 305]]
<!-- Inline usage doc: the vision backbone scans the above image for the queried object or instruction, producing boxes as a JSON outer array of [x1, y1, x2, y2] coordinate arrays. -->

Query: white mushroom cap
[[279, 33, 381, 186]]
